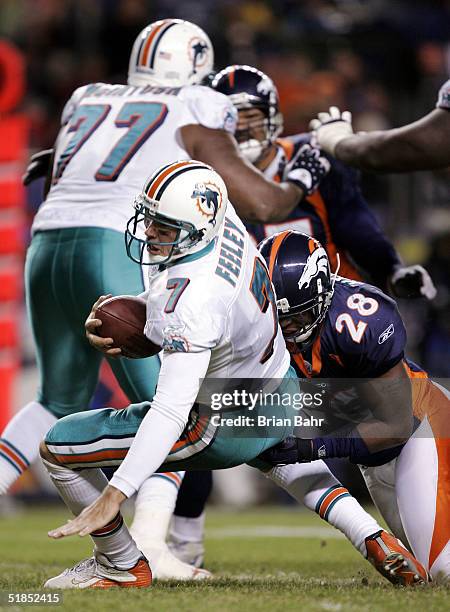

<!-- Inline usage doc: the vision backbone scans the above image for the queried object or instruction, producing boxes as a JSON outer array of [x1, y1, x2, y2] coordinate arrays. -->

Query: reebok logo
[[378, 323, 394, 344]]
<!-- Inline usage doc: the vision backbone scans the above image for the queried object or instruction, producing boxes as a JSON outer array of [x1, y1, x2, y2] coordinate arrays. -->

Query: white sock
[[267, 462, 383, 556], [135, 472, 184, 511], [170, 512, 206, 543], [0, 401, 57, 494], [131, 471, 184, 543], [42, 459, 141, 569]]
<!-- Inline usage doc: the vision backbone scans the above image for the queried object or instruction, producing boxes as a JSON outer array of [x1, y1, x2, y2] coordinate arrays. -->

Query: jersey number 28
[[335, 293, 379, 343]]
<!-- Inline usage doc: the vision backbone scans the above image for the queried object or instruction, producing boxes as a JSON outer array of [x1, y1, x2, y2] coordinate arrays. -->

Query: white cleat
[[148, 545, 211, 581], [43, 554, 152, 589], [130, 531, 210, 580], [168, 534, 205, 568], [129, 506, 211, 580]]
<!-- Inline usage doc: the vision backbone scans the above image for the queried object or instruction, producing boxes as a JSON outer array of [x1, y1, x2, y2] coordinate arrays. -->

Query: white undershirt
[[110, 350, 211, 498]]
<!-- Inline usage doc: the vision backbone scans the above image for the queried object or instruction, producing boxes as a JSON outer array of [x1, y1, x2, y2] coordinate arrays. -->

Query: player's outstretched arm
[[311, 106, 450, 172], [85, 294, 122, 358], [181, 124, 328, 223], [260, 362, 414, 467]]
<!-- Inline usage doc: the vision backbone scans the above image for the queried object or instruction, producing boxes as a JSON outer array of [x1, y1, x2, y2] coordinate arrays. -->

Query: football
[[94, 295, 161, 359]]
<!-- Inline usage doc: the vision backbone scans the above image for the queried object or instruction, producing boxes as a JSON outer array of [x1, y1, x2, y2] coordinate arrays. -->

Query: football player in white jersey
[[39, 162, 422, 589], [2, 19, 329, 580]]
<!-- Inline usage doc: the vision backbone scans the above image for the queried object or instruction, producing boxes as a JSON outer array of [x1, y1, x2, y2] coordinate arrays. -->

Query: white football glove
[[390, 265, 437, 300], [309, 106, 354, 156]]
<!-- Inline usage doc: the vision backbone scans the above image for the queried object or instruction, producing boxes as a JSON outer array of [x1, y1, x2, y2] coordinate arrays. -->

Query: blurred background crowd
[[0, 0, 449, 504]]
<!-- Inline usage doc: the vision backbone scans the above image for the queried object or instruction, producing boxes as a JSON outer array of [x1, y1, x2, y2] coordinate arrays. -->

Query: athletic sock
[[174, 470, 213, 517], [0, 401, 57, 494], [268, 462, 383, 555], [311, 486, 382, 555], [170, 512, 206, 544], [42, 459, 141, 569], [130, 471, 184, 544], [135, 471, 184, 511]]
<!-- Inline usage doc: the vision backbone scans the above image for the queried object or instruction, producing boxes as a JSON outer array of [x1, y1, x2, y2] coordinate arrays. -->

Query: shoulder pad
[[179, 85, 237, 132]]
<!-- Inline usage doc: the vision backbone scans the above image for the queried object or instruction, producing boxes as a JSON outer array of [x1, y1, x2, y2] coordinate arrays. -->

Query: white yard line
[[206, 525, 344, 539]]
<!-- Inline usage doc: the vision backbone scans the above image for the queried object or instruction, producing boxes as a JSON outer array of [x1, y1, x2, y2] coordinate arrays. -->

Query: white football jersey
[[32, 82, 237, 234], [143, 204, 290, 383]]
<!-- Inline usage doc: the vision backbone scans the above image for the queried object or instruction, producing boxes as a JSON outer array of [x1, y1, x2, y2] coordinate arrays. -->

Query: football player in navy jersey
[[210, 65, 436, 300], [259, 230, 450, 580]]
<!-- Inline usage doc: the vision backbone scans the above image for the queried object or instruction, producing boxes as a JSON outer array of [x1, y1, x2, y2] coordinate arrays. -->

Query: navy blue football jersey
[[245, 134, 401, 289], [290, 278, 406, 379]]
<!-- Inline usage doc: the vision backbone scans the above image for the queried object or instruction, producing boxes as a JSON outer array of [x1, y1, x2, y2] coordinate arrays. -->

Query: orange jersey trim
[[306, 191, 362, 281], [291, 335, 322, 378]]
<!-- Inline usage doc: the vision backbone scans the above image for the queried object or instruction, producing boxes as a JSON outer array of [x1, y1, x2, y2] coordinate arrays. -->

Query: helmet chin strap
[[331, 252, 341, 288]]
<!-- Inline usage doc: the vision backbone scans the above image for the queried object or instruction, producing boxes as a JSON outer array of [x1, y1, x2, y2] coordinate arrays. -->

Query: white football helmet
[[128, 19, 214, 88], [126, 160, 227, 265]]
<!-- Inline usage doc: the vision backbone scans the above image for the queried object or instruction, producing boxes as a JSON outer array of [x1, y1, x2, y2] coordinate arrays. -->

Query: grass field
[[0, 506, 448, 611]]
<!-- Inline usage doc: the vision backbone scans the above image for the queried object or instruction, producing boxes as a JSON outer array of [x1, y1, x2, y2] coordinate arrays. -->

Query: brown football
[[94, 295, 160, 359]]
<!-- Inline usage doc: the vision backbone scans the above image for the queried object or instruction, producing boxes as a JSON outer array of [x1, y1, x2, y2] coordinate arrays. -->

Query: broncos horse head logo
[[191, 182, 222, 225], [298, 246, 329, 290]]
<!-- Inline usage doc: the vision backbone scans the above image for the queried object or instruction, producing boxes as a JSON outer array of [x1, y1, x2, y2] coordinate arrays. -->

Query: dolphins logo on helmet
[[189, 38, 209, 76], [126, 160, 227, 265], [191, 182, 222, 225]]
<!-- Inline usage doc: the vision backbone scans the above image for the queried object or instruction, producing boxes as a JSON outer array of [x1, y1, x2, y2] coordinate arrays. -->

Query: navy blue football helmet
[[210, 64, 283, 162], [259, 231, 336, 350]]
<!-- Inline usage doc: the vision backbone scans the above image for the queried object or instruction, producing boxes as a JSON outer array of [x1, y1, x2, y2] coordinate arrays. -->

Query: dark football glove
[[258, 436, 313, 466], [389, 265, 437, 300], [283, 143, 330, 196], [22, 148, 54, 186]]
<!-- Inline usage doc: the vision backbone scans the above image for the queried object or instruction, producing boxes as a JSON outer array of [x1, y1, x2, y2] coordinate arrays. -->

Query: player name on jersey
[[85, 83, 182, 98], [215, 216, 245, 287]]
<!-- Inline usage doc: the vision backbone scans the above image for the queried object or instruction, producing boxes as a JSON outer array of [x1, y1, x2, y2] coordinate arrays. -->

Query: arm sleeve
[[324, 161, 401, 289], [110, 349, 211, 497]]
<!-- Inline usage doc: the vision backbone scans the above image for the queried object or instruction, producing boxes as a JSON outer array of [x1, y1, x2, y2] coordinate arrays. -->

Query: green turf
[[0, 506, 448, 611]]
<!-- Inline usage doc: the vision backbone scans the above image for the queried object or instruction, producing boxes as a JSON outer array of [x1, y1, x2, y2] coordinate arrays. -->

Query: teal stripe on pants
[[25, 227, 160, 417]]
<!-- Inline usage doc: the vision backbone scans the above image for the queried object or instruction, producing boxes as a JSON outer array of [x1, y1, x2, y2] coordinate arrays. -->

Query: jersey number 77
[[53, 101, 168, 184]]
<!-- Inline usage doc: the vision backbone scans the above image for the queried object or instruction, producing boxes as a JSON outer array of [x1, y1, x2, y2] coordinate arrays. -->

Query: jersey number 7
[[250, 257, 278, 364], [53, 101, 168, 184]]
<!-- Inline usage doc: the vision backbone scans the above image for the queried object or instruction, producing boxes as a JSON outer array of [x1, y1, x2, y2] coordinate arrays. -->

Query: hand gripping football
[[94, 295, 160, 359]]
